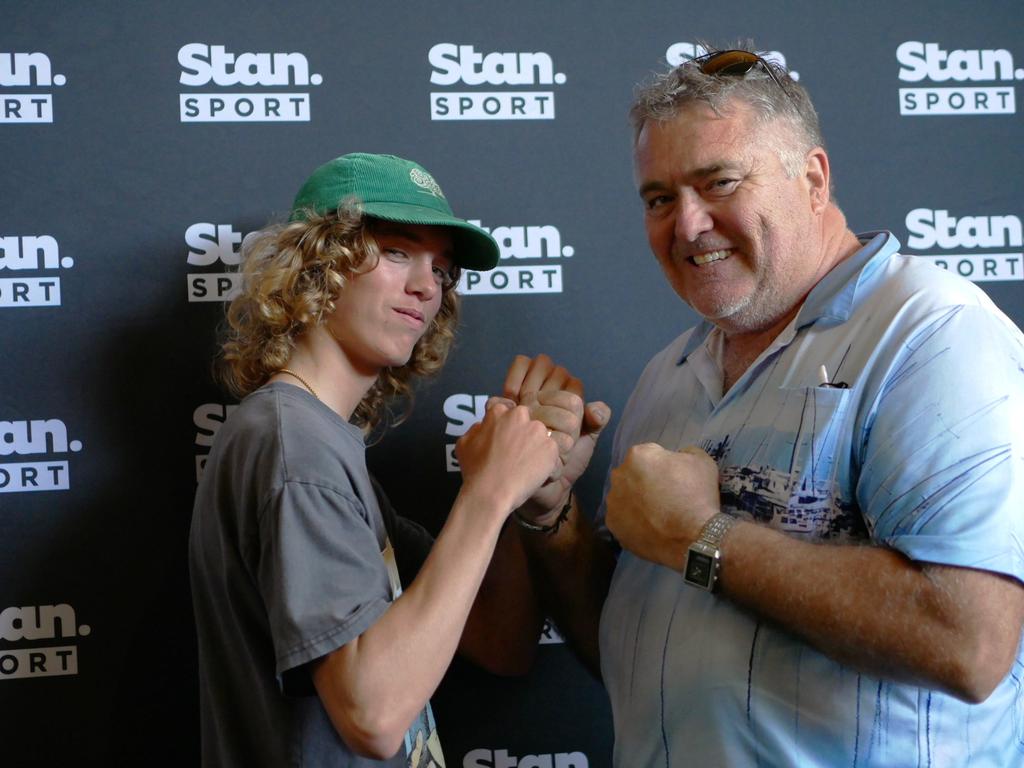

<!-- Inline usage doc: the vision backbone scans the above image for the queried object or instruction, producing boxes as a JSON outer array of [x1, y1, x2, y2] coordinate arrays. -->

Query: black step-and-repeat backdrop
[[4, 1, 1023, 765]]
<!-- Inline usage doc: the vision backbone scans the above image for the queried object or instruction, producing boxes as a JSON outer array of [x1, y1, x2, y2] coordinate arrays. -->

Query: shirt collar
[[678, 231, 901, 365]]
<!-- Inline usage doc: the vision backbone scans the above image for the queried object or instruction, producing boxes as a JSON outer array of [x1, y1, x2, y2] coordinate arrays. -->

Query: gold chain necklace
[[277, 368, 320, 401]]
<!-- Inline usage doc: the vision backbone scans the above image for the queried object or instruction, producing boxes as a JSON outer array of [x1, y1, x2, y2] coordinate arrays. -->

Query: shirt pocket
[[714, 385, 865, 541]]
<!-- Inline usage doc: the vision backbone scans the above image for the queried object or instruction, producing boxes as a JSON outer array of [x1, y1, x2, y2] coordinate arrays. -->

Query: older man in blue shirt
[[510, 46, 1024, 766]]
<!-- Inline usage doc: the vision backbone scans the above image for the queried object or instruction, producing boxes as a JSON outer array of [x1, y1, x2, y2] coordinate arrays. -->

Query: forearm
[[520, 498, 616, 678], [459, 522, 545, 675], [314, 490, 508, 756], [718, 521, 1024, 701]]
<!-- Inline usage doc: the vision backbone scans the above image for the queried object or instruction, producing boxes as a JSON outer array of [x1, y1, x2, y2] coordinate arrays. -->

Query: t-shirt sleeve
[[256, 479, 393, 679], [857, 304, 1024, 580]]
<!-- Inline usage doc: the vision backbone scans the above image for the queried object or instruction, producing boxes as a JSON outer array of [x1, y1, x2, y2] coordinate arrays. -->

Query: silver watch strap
[[696, 512, 737, 549]]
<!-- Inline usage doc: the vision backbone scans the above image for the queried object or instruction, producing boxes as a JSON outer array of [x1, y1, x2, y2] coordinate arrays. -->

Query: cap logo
[[409, 168, 445, 199]]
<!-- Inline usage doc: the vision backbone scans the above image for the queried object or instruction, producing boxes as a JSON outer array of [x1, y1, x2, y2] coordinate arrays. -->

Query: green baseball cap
[[289, 153, 500, 271]]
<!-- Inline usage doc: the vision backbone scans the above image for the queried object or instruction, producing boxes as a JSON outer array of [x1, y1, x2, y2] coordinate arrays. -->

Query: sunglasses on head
[[691, 49, 788, 90]]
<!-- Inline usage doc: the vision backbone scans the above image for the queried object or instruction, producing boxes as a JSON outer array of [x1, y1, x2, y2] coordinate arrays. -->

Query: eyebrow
[[637, 161, 744, 197]]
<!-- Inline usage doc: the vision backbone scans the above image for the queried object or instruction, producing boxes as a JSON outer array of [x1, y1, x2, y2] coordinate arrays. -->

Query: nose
[[673, 188, 714, 243], [406, 256, 438, 301]]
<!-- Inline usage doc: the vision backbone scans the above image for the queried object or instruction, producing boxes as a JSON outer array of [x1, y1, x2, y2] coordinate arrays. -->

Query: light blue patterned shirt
[[598, 232, 1024, 767]]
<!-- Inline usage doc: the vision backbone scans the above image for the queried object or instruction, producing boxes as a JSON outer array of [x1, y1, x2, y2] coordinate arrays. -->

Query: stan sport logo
[[442, 393, 487, 472], [1, 52, 66, 123], [0, 417, 82, 493], [429, 43, 566, 120], [178, 43, 323, 122], [460, 220, 574, 295], [1, 235, 73, 308], [906, 208, 1022, 282], [0, 603, 90, 680], [898, 41, 1021, 115], [194, 403, 237, 482], [185, 222, 244, 302]]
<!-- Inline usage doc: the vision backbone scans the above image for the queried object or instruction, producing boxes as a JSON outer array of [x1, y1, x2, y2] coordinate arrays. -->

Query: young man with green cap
[[189, 153, 585, 766]]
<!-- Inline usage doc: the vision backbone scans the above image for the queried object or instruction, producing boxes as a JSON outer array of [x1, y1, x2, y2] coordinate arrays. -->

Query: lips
[[393, 306, 425, 325]]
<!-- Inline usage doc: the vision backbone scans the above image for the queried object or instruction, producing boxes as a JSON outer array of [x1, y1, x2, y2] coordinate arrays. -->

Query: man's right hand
[[606, 444, 721, 570]]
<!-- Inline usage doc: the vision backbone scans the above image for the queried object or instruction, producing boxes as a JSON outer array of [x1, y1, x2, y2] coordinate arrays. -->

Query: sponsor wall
[[3, 1, 1022, 765]]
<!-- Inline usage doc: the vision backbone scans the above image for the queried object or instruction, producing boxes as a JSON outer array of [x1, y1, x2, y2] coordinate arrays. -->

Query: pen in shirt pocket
[[817, 364, 849, 389]]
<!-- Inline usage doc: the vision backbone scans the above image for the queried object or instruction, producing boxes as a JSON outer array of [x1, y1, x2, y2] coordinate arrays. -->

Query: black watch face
[[685, 550, 713, 587]]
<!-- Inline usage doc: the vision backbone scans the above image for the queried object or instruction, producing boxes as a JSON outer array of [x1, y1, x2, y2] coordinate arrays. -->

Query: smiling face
[[326, 221, 455, 376], [635, 100, 829, 335]]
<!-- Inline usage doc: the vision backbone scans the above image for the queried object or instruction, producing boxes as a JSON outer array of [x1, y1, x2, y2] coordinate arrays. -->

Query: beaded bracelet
[[513, 489, 573, 535]]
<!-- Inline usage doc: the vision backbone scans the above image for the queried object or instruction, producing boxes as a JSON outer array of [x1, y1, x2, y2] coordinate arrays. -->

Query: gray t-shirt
[[189, 382, 442, 767]]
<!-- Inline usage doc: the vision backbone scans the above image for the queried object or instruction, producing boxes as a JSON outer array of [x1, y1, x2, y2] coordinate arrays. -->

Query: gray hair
[[630, 44, 825, 178]]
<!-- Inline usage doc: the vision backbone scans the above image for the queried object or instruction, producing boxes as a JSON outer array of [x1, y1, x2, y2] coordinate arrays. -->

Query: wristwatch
[[683, 512, 737, 592]]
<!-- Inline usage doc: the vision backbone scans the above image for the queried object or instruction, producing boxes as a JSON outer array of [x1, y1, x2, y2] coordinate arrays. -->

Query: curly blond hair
[[219, 202, 461, 431]]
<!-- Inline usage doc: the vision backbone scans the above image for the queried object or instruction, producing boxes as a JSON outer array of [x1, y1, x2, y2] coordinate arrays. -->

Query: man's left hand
[[605, 444, 721, 570]]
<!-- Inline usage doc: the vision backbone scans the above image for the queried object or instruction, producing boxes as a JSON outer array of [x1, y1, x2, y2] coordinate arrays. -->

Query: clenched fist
[[455, 402, 561, 518], [605, 444, 721, 571]]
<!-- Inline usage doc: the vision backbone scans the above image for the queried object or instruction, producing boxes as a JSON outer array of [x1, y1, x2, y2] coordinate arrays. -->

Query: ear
[[803, 147, 830, 214]]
